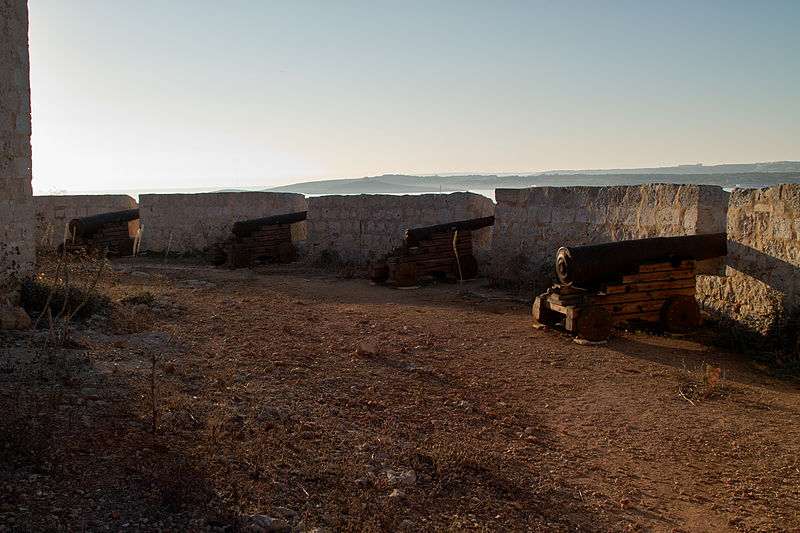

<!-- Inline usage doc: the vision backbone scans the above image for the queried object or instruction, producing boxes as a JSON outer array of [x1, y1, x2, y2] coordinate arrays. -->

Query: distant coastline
[[36, 161, 800, 201]]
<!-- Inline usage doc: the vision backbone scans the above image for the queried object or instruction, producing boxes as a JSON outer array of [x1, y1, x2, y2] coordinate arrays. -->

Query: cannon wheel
[[205, 244, 227, 266], [660, 295, 700, 332], [278, 241, 297, 263], [396, 263, 418, 287], [532, 295, 563, 326], [575, 306, 612, 341], [369, 261, 389, 283], [117, 238, 135, 257], [452, 254, 478, 281], [230, 250, 251, 269]]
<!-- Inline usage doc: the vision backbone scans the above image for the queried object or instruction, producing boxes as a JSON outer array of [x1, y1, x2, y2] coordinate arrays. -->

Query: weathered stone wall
[[491, 184, 728, 286], [139, 192, 307, 253], [32, 194, 139, 249], [697, 185, 800, 331], [306, 193, 495, 265], [0, 0, 34, 300]]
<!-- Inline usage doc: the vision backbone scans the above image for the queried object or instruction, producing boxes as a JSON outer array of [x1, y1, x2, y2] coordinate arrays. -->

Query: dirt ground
[[2, 256, 799, 532]]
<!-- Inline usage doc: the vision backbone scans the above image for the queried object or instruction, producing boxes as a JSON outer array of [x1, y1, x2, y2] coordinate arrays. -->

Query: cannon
[[555, 233, 727, 288], [369, 216, 495, 287], [206, 211, 306, 268], [231, 211, 308, 240], [403, 216, 496, 247], [533, 233, 728, 341], [64, 209, 139, 256]]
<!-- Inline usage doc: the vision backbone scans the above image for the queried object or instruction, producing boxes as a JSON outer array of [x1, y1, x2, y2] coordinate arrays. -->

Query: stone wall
[[0, 0, 34, 299], [491, 184, 729, 287], [697, 185, 800, 331], [139, 192, 307, 253], [32, 194, 139, 249], [306, 193, 495, 265]]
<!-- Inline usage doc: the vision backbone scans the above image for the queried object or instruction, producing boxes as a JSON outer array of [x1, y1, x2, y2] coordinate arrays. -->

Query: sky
[[27, 0, 800, 195]]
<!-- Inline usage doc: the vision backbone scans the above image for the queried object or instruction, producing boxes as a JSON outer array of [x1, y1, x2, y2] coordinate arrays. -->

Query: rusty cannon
[[206, 211, 307, 268], [65, 208, 139, 256], [534, 233, 727, 341], [369, 216, 495, 287]]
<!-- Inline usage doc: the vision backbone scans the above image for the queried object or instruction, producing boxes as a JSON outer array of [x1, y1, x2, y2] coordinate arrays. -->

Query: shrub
[[20, 276, 110, 322]]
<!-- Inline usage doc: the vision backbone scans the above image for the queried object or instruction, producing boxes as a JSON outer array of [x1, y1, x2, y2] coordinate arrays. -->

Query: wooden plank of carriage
[[406, 243, 472, 255], [587, 286, 695, 305], [241, 236, 290, 245], [239, 246, 281, 255], [416, 238, 472, 249], [398, 248, 471, 263], [398, 258, 456, 269], [600, 277, 695, 294], [240, 237, 291, 247], [633, 259, 695, 273], [250, 228, 291, 240], [251, 226, 291, 235], [617, 268, 695, 284], [241, 226, 290, 242]]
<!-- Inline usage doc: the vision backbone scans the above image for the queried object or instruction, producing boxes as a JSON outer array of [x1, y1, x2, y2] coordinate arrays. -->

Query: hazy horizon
[[34, 161, 800, 202]]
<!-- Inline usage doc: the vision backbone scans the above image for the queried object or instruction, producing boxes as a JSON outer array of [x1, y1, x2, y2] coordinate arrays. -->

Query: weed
[[20, 274, 110, 322], [713, 300, 800, 373], [315, 248, 341, 267], [150, 452, 213, 511], [765, 302, 800, 363], [148, 328, 177, 438], [107, 305, 154, 334], [701, 363, 723, 390], [120, 291, 157, 306], [679, 362, 727, 404]]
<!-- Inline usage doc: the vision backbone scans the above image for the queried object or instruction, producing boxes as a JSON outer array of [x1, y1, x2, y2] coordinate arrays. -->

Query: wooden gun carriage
[[206, 211, 306, 268], [369, 216, 494, 287], [64, 209, 139, 256], [533, 233, 727, 341]]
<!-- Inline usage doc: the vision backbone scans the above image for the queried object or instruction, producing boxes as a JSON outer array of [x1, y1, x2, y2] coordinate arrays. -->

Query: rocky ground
[[1, 256, 799, 532]]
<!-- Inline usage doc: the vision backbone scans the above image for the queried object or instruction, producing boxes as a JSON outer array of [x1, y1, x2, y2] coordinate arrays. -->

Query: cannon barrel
[[68, 209, 139, 239], [555, 233, 727, 287], [403, 216, 495, 247], [231, 211, 307, 239]]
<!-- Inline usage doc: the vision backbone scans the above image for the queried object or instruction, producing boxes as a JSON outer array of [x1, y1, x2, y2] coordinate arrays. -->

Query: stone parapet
[[491, 184, 728, 288], [139, 192, 307, 253], [306, 193, 495, 266], [697, 185, 800, 331], [33, 194, 139, 249]]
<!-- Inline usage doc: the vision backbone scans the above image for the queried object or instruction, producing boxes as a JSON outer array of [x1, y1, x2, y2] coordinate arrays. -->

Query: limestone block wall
[[139, 192, 307, 253], [0, 0, 35, 300], [32, 194, 138, 249], [491, 184, 728, 286], [697, 185, 800, 331], [0, 0, 34, 295], [306, 192, 495, 265]]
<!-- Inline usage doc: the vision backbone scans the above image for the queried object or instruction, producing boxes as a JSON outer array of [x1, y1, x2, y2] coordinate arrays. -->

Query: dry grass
[[1, 256, 799, 532]]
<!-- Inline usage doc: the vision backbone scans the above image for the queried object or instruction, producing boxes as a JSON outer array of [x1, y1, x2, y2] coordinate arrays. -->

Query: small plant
[[713, 299, 800, 374], [315, 248, 341, 267], [340, 265, 357, 279], [120, 291, 157, 306], [107, 303, 154, 334], [701, 364, 723, 390], [679, 362, 727, 404], [20, 275, 110, 322], [148, 329, 177, 438], [765, 302, 800, 363]]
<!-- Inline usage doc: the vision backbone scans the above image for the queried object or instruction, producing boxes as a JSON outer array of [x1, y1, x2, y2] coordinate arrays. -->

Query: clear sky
[[27, 0, 800, 194]]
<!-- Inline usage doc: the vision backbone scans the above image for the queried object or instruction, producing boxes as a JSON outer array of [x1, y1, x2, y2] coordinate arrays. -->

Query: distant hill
[[264, 162, 800, 195]]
